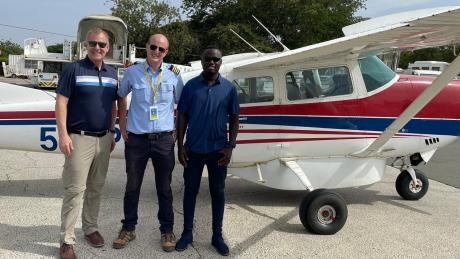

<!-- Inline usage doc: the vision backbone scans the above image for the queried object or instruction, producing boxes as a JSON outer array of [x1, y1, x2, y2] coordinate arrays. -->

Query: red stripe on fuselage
[[240, 75, 460, 119], [0, 111, 55, 119], [238, 129, 427, 137], [237, 137, 377, 144]]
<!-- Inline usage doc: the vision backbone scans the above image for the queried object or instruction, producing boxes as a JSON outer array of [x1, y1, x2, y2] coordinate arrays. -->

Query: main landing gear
[[299, 189, 348, 235], [282, 160, 349, 235]]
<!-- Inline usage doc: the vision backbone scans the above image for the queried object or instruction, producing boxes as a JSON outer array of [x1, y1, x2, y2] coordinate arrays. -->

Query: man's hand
[[178, 146, 189, 168], [172, 130, 177, 142], [218, 147, 233, 166], [59, 134, 73, 157], [121, 128, 129, 142], [110, 133, 116, 152]]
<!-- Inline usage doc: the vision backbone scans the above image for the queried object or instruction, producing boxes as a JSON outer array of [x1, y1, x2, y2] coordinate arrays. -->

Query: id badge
[[150, 106, 158, 121]]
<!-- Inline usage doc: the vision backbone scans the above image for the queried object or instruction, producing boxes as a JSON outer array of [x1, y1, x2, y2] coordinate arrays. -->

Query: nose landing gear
[[396, 168, 429, 200]]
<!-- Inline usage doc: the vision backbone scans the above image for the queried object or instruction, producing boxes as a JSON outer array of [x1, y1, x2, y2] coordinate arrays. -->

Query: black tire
[[299, 189, 348, 235], [396, 169, 429, 200], [11, 74, 17, 78]]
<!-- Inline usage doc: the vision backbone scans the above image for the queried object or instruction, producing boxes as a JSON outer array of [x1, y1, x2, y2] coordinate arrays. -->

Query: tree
[[157, 21, 200, 64], [182, 0, 366, 53], [47, 44, 63, 54], [0, 40, 23, 63], [109, 0, 181, 51], [399, 46, 458, 69]]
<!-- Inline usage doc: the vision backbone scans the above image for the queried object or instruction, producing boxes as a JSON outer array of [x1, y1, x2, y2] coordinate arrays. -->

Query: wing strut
[[353, 54, 460, 158]]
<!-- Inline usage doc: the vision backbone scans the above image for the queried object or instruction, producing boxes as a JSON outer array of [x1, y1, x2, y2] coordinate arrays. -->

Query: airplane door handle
[[269, 144, 283, 150]]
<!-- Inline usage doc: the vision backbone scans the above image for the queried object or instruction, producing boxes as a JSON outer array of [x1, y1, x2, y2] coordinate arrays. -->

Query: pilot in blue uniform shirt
[[118, 61, 181, 134]]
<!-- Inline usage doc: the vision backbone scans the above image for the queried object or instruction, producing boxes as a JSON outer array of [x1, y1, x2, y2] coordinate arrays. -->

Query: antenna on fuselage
[[229, 28, 263, 55], [252, 15, 290, 51]]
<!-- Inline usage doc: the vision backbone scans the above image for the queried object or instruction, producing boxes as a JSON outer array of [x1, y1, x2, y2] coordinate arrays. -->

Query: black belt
[[70, 129, 109, 137], [130, 131, 172, 141]]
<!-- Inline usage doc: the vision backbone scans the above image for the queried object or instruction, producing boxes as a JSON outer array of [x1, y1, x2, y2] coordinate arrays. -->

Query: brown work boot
[[112, 229, 136, 249], [161, 233, 176, 252], [60, 243, 77, 259], [85, 231, 105, 248]]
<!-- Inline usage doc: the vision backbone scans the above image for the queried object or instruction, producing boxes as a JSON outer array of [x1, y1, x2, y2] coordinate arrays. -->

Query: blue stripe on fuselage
[[240, 115, 460, 136], [0, 119, 56, 125], [1, 116, 460, 136]]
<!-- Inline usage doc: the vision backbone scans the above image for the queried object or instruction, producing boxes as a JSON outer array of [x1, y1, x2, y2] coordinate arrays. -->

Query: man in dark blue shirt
[[56, 28, 118, 259], [175, 46, 239, 256]]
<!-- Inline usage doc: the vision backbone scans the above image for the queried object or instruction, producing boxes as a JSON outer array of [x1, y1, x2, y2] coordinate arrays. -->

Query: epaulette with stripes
[[169, 65, 181, 75]]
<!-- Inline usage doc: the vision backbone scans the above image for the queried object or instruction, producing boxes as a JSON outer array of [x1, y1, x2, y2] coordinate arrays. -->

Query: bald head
[[146, 34, 169, 49], [145, 33, 169, 69]]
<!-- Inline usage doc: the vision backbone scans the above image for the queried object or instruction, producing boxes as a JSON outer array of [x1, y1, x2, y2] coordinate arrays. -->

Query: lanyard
[[144, 62, 164, 103]]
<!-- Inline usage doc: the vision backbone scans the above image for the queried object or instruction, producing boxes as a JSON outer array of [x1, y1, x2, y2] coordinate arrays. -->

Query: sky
[[0, 0, 459, 46]]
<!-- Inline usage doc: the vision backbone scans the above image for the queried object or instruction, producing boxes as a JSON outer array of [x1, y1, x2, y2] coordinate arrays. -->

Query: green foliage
[[0, 40, 23, 63], [183, 0, 366, 53], [399, 46, 458, 69], [109, 0, 181, 50], [109, 0, 366, 63], [157, 21, 200, 63], [47, 44, 63, 53]]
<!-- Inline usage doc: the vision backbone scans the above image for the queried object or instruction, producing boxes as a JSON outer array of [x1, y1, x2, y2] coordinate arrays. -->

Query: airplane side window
[[358, 56, 396, 92], [232, 76, 274, 104], [286, 66, 352, 101]]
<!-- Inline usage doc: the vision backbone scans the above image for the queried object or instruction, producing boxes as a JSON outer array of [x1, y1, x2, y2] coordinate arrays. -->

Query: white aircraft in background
[[2, 6, 460, 235]]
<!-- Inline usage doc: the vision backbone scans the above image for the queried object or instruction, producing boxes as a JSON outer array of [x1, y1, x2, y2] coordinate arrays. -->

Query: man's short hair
[[201, 45, 222, 57], [86, 28, 110, 42]]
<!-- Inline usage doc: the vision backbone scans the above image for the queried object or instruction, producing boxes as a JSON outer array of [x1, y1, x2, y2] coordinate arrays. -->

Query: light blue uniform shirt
[[118, 62, 182, 134]]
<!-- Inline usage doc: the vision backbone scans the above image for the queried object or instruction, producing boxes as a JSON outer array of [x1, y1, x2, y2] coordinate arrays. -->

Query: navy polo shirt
[[56, 56, 118, 132], [178, 73, 240, 153]]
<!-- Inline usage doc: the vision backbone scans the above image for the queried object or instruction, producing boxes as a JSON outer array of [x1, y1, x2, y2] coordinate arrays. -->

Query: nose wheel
[[299, 189, 348, 235], [396, 169, 429, 200]]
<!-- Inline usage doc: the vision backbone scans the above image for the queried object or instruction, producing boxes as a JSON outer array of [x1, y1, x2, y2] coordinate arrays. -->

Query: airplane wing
[[233, 6, 460, 158], [233, 6, 460, 70]]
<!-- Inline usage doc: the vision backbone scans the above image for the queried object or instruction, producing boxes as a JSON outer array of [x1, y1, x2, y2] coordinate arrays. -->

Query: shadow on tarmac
[[0, 174, 433, 258]]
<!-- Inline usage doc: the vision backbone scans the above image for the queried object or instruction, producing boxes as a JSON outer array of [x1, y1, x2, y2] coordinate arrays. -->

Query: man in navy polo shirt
[[175, 46, 240, 256], [55, 28, 118, 259]]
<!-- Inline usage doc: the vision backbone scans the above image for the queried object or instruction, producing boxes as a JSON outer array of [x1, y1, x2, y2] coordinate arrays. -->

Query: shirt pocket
[[132, 83, 150, 104], [158, 82, 174, 104]]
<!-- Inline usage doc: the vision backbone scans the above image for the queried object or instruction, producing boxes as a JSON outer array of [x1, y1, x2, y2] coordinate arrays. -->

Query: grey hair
[[85, 28, 109, 42]]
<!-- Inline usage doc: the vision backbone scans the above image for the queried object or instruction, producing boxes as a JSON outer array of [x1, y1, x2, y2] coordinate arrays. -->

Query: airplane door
[[227, 70, 280, 164]]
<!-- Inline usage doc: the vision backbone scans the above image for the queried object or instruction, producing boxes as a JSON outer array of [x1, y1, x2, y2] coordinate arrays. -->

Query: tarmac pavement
[[0, 148, 459, 258]]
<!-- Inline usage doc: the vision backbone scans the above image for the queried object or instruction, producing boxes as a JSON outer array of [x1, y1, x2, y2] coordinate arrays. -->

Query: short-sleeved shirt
[[118, 61, 180, 134], [178, 73, 240, 153], [56, 56, 118, 132]]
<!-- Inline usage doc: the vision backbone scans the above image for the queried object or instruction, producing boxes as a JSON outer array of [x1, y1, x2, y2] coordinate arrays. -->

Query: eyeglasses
[[87, 41, 107, 48], [149, 44, 167, 53], [203, 57, 222, 63]]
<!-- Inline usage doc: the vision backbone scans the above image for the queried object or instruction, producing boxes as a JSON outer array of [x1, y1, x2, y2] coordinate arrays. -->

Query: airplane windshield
[[358, 56, 396, 92]]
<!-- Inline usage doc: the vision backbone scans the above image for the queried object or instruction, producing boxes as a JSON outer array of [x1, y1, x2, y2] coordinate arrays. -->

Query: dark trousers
[[122, 133, 175, 234], [182, 151, 227, 235]]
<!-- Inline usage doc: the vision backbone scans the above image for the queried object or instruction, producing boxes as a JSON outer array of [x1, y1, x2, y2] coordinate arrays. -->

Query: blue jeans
[[121, 133, 175, 234], [182, 150, 227, 235]]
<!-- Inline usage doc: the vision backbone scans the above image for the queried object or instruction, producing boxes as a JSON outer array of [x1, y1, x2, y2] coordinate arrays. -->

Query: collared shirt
[[178, 73, 240, 153], [118, 61, 180, 134], [56, 56, 118, 132]]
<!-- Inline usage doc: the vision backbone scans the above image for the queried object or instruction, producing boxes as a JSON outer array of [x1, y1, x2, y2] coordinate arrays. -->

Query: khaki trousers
[[60, 133, 112, 245]]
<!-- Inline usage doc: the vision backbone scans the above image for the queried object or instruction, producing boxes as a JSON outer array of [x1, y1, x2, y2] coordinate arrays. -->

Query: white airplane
[[2, 6, 460, 235]]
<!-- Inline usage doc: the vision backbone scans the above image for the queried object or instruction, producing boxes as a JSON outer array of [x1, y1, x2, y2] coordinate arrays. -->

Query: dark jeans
[[182, 150, 227, 235], [121, 132, 175, 234]]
